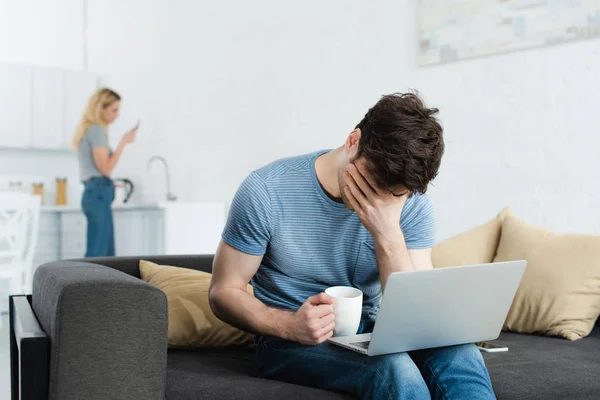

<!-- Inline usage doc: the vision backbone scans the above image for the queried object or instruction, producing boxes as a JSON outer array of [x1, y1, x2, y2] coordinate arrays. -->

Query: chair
[[0, 192, 41, 313]]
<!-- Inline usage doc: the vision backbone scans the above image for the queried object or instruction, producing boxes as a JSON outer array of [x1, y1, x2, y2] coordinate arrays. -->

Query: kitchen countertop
[[41, 204, 160, 212], [41, 202, 226, 213]]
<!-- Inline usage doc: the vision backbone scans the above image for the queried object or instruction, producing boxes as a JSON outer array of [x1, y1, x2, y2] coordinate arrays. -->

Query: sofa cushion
[[484, 327, 600, 399], [140, 260, 254, 348], [166, 348, 351, 400], [165, 329, 600, 400], [494, 216, 600, 340], [432, 207, 511, 268]]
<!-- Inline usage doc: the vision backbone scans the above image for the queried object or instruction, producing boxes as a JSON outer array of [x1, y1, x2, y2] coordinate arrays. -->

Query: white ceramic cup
[[325, 286, 363, 337]]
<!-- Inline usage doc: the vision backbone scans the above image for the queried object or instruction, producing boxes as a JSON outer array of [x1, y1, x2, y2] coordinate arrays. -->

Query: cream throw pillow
[[432, 207, 512, 268], [494, 216, 600, 340], [139, 260, 254, 348]]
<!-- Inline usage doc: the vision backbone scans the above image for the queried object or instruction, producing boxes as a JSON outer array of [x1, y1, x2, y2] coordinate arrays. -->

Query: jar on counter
[[56, 178, 67, 205], [32, 183, 44, 203]]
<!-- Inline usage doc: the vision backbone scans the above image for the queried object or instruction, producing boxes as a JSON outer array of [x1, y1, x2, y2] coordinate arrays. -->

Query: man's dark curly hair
[[355, 92, 444, 194]]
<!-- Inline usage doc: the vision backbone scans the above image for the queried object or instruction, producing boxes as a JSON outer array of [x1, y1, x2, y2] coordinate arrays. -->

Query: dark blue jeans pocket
[[82, 178, 114, 209]]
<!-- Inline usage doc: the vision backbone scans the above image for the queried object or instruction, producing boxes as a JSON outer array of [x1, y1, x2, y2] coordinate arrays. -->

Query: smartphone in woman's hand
[[122, 120, 140, 145]]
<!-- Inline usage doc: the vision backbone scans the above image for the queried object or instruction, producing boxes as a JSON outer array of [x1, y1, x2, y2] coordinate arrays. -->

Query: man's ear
[[344, 128, 362, 156]]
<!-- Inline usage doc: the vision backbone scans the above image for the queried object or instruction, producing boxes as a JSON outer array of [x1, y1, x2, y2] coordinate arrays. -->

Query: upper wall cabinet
[[32, 68, 65, 149], [0, 64, 33, 148], [0, 63, 98, 151], [64, 72, 99, 150]]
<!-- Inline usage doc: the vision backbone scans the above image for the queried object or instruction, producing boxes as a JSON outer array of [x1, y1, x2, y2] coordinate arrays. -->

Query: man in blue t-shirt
[[209, 93, 495, 399]]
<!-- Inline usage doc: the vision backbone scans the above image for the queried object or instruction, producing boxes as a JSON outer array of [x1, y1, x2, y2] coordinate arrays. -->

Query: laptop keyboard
[[351, 340, 371, 349]]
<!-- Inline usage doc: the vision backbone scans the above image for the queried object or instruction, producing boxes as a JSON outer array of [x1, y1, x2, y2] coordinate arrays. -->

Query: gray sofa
[[10, 255, 600, 400]]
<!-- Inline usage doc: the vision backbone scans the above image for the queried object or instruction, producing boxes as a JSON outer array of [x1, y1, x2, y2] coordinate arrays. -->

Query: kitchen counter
[[41, 201, 226, 213], [41, 204, 161, 212], [34, 201, 227, 268]]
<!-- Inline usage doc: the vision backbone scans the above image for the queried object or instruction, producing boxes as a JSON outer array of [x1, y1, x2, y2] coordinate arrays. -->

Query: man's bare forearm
[[209, 287, 294, 339], [374, 236, 415, 289]]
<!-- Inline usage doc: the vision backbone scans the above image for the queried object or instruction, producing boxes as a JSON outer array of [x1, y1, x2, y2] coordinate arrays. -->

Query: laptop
[[327, 260, 526, 356]]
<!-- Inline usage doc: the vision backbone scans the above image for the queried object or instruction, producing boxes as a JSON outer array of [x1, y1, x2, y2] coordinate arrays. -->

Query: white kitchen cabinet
[[34, 203, 225, 263], [59, 212, 87, 259], [63, 71, 98, 150], [163, 202, 224, 254], [113, 209, 165, 256], [32, 68, 65, 149], [56, 208, 167, 259], [0, 64, 32, 148], [0, 63, 98, 151], [32, 213, 61, 276]]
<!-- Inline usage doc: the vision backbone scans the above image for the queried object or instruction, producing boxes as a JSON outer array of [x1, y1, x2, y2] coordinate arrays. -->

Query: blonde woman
[[72, 88, 137, 257]]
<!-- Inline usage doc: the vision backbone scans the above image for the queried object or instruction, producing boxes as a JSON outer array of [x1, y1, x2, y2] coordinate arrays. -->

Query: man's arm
[[408, 248, 433, 270], [374, 243, 433, 288], [343, 163, 434, 289], [377, 246, 433, 288], [208, 240, 292, 338], [208, 240, 336, 345]]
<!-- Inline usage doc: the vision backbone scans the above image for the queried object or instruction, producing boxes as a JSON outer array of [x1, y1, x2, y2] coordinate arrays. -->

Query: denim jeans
[[81, 177, 115, 257], [254, 321, 495, 400]]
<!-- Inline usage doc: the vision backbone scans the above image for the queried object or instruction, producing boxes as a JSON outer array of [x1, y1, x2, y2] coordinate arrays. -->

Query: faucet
[[147, 155, 177, 202]]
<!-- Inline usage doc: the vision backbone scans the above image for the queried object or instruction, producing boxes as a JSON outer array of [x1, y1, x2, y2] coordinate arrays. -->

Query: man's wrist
[[374, 230, 406, 253], [270, 309, 295, 341]]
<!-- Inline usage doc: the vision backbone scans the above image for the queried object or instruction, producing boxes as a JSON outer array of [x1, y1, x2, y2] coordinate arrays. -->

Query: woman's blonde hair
[[72, 88, 121, 150]]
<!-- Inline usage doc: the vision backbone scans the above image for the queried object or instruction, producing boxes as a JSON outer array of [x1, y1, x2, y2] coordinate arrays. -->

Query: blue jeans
[[81, 177, 115, 257], [255, 321, 495, 399]]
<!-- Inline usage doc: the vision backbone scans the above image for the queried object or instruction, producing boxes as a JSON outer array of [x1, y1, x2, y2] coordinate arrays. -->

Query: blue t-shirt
[[222, 150, 436, 320]]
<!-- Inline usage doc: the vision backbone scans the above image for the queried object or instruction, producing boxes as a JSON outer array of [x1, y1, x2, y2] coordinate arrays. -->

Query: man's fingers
[[344, 185, 363, 211], [310, 305, 335, 319], [318, 312, 336, 326], [345, 171, 370, 206], [307, 292, 334, 306], [347, 178, 368, 205], [309, 304, 335, 319], [346, 164, 377, 198], [314, 323, 336, 343], [354, 163, 382, 195]]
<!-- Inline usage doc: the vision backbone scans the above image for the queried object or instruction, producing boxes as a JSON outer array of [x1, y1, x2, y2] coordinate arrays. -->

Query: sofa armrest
[[10, 295, 49, 400], [32, 261, 168, 400]]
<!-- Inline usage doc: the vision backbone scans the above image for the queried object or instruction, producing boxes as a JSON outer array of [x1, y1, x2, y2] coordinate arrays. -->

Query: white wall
[[87, 0, 415, 203], [2, 0, 598, 239], [0, 0, 83, 70], [89, 0, 600, 239], [415, 37, 600, 239], [0, 0, 84, 204]]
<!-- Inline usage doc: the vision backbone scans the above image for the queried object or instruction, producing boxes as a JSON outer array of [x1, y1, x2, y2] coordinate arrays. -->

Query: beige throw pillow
[[432, 207, 512, 268], [139, 260, 254, 348], [494, 216, 600, 340]]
